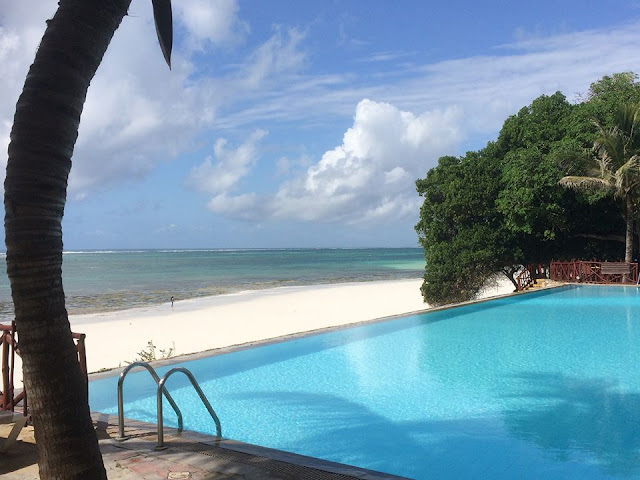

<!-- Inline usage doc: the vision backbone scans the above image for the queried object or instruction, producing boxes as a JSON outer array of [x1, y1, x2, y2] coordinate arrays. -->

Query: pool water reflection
[[90, 286, 640, 479]]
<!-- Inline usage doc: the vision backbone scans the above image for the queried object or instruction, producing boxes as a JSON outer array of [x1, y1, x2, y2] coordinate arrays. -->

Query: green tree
[[493, 88, 629, 263], [4, 1, 171, 478], [495, 92, 574, 156], [416, 151, 521, 305], [495, 93, 576, 259], [416, 76, 638, 306], [559, 103, 640, 264], [569, 72, 640, 147]]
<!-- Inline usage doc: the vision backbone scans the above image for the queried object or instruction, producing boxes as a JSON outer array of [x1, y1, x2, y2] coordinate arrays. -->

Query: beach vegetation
[[130, 340, 176, 363], [3, 1, 172, 478], [417, 72, 640, 306]]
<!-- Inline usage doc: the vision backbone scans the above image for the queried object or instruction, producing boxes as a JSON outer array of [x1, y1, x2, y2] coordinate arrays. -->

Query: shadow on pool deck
[[0, 413, 409, 480]]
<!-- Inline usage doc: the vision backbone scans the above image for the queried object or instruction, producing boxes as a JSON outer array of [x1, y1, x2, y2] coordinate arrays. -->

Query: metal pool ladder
[[116, 361, 222, 449]]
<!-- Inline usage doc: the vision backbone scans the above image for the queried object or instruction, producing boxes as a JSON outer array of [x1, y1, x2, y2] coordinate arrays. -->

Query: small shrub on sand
[[129, 340, 175, 363]]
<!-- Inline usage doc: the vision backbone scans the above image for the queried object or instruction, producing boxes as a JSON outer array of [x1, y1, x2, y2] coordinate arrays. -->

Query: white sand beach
[[8, 277, 515, 387]]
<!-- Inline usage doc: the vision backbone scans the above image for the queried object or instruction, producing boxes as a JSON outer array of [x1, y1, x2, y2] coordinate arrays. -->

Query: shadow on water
[[502, 372, 640, 477], [98, 371, 640, 479], [219, 390, 511, 479], [218, 388, 619, 480]]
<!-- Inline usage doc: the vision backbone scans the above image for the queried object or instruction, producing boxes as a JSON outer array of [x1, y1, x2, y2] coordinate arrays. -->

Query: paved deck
[[1, 414, 407, 480]]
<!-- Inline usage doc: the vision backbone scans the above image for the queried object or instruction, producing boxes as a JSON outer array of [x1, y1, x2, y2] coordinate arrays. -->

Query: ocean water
[[0, 248, 424, 320], [92, 285, 640, 479]]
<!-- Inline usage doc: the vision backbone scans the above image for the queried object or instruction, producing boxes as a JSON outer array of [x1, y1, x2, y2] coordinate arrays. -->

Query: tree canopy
[[416, 151, 520, 303], [416, 72, 640, 306], [559, 102, 640, 264]]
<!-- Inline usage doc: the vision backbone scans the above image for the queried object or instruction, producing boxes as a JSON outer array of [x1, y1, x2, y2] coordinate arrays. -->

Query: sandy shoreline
[[6, 277, 515, 386]]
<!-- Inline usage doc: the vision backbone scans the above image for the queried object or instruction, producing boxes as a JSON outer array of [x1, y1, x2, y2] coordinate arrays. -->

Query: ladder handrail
[[156, 367, 222, 449], [116, 361, 183, 440]]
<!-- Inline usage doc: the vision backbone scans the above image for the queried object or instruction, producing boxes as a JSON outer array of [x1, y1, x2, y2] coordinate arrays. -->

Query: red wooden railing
[[550, 260, 639, 284], [1, 321, 87, 416], [516, 268, 532, 291], [516, 264, 548, 291], [1, 322, 17, 412]]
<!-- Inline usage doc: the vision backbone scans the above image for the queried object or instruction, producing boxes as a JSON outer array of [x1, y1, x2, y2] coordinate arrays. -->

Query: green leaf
[[151, 0, 173, 69]]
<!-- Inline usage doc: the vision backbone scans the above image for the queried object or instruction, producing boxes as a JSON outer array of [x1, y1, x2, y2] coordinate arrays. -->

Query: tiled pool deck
[[1, 413, 408, 480]]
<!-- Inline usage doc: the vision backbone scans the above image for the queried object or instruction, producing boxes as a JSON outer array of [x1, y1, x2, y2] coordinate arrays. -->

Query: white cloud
[[197, 22, 640, 227], [269, 100, 461, 223], [187, 129, 266, 195], [207, 192, 261, 220], [4, 0, 640, 234], [216, 21, 640, 137], [241, 27, 307, 89], [0, 0, 306, 200], [385, 167, 408, 184], [276, 156, 291, 175], [173, 0, 248, 48], [0, 0, 57, 178], [154, 223, 178, 234], [358, 51, 417, 63], [275, 154, 312, 176], [0, 0, 224, 195], [203, 99, 462, 224], [0, 120, 9, 171], [67, 2, 220, 196]]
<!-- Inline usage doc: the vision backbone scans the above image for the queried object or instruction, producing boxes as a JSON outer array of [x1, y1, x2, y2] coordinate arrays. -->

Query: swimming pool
[[89, 285, 640, 479]]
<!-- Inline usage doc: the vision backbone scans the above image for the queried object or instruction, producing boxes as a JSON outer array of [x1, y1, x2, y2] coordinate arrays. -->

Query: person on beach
[[171, 296, 174, 307]]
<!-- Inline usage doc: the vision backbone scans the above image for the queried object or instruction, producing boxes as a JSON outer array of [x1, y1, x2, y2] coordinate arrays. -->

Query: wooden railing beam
[[550, 260, 638, 284], [1, 322, 87, 414]]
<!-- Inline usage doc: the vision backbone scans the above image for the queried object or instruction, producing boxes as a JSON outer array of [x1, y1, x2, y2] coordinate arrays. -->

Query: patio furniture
[[599, 262, 631, 283], [0, 411, 27, 452]]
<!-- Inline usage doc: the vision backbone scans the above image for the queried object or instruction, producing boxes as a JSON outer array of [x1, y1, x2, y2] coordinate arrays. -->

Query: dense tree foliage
[[416, 151, 520, 303], [416, 73, 640, 306], [560, 103, 640, 264]]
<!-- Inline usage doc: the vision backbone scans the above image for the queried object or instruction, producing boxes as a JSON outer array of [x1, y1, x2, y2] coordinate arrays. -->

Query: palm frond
[[558, 175, 613, 193], [613, 103, 640, 155], [151, 0, 173, 69], [563, 103, 640, 202], [615, 154, 640, 193], [589, 146, 614, 182], [595, 128, 625, 166], [616, 154, 640, 176]]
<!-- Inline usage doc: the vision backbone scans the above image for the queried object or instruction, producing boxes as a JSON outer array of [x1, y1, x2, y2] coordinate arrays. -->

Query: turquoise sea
[[0, 248, 424, 320]]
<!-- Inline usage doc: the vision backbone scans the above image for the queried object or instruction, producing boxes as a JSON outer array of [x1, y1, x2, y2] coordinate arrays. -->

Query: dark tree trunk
[[502, 266, 519, 292], [4, 1, 131, 478], [625, 196, 634, 264]]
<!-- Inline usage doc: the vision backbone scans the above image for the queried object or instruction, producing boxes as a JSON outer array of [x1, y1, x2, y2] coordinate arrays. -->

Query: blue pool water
[[90, 286, 640, 479]]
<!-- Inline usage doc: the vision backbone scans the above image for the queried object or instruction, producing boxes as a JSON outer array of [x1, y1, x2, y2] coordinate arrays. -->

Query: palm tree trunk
[[626, 196, 634, 265], [4, 1, 131, 478]]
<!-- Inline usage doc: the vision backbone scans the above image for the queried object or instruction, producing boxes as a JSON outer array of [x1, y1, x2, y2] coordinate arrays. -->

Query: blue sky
[[2, 1, 640, 249]]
